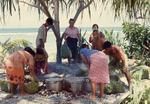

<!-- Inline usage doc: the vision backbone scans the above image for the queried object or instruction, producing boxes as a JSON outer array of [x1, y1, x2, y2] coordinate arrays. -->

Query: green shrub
[[104, 29, 125, 47], [105, 80, 125, 94], [122, 22, 150, 61], [132, 65, 150, 80], [141, 88, 150, 104], [121, 80, 150, 104]]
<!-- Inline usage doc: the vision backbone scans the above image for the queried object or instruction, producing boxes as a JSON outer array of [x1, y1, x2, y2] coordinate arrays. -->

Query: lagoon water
[[0, 27, 122, 61]]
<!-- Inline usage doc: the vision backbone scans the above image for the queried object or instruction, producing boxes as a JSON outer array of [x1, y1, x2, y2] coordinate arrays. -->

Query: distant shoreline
[[0, 27, 122, 33]]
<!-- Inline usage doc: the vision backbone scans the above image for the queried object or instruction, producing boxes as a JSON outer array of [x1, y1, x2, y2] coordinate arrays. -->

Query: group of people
[[3, 17, 131, 100], [80, 24, 131, 99], [3, 18, 53, 95], [62, 19, 131, 99]]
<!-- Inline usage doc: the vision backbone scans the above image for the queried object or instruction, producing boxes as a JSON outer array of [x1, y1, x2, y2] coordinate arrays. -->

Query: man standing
[[103, 41, 131, 87], [63, 18, 81, 62], [36, 17, 53, 48]]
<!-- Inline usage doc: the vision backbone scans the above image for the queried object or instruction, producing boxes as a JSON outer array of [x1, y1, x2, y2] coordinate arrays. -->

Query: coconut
[[0, 80, 9, 92], [25, 81, 39, 94]]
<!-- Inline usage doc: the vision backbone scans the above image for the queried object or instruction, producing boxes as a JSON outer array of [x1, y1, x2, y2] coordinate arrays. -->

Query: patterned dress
[[89, 51, 110, 83], [34, 54, 47, 75], [4, 51, 34, 84]]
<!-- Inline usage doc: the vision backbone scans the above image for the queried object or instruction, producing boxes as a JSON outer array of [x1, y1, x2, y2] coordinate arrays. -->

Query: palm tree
[[0, 0, 96, 63], [0, 0, 149, 63]]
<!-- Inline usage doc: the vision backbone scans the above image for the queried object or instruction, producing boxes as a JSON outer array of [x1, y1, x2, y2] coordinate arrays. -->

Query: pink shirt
[[64, 27, 79, 39]]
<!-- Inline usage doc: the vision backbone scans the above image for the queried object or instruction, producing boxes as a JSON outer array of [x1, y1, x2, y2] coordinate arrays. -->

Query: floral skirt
[[89, 52, 110, 83], [6, 67, 24, 85]]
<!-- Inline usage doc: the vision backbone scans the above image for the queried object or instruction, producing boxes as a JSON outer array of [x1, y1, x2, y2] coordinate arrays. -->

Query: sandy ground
[[0, 92, 130, 104]]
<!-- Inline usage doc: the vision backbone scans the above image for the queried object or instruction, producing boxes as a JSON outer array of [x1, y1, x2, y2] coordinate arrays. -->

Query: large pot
[[64, 77, 85, 94], [45, 78, 63, 92]]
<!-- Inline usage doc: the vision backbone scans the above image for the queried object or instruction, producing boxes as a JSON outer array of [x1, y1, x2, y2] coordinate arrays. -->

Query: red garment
[[4, 51, 34, 84]]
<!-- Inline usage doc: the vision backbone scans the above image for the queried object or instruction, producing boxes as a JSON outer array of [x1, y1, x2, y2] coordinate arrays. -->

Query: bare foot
[[20, 92, 26, 96], [89, 95, 96, 100]]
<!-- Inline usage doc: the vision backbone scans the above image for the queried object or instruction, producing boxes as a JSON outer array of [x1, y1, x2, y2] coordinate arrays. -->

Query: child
[[35, 47, 48, 75], [80, 44, 110, 99]]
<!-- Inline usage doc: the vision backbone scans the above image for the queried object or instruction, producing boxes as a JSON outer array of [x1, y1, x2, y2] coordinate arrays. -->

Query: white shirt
[[36, 25, 47, 47], [64, 27, 79, 39]]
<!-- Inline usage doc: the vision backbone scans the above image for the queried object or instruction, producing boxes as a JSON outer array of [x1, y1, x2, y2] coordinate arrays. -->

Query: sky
[[0, 1, 126, 28]]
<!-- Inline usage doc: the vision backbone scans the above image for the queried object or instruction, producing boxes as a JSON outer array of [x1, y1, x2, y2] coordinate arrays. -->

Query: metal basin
[[64, 77, 85, 94], [45, 78, 63, 92]]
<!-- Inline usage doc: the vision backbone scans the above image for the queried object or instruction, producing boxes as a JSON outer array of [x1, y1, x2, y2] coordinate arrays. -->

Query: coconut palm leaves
[[110, 0, 150, 20], [0, 0, 149, 21], [0, 0, 20, 22], [0, 39, 31, 67], [0, 39, 31, 54]]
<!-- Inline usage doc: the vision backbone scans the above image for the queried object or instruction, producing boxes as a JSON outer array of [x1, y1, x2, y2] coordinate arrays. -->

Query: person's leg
[[35, 62, 42, 75], [122, 69, 131, 87], [18, 73, 25, 95], [18, 83, 25, 95], [68, 57, 71, 64], [90, 81, 97, 100], [120, 66, 131, 87], [9, 83, 17, 95], [71, 47, 76, 60], [66, 37, 74, 60], [99, 83, 105, 98], [43, 61, 48, 74], [71, 39, 78, 61]]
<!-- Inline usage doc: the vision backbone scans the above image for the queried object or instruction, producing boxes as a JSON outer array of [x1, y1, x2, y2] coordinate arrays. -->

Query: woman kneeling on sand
[[3, 47, 37, 95], [80, 44, 110, 99]]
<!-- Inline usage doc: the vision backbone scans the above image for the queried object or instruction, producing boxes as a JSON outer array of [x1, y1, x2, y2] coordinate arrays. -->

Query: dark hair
[[103, 41, 112, 49], [99, 32, 105, 38], [24, 47, 35, 57], [92, 24, 99, 29], [46, 17, 53, 25], [93, 30, 98, 33], [69, 18, 75, 22], [36, 47, 44, 55], [81, 44, 89, 48]]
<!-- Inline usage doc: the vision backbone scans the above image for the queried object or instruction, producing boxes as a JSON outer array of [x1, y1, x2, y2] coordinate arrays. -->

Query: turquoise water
[[0, 27, 122, 61]]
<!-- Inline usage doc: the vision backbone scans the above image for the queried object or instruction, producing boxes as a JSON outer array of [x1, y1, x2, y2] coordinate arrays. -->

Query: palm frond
[[59, 0, 67, 13], [87, 0, 92, 19], [0, 0, 20, 22], [109, 0, 150, 20], [68, 0, 77, 10], [2, 39, 31, 54]]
